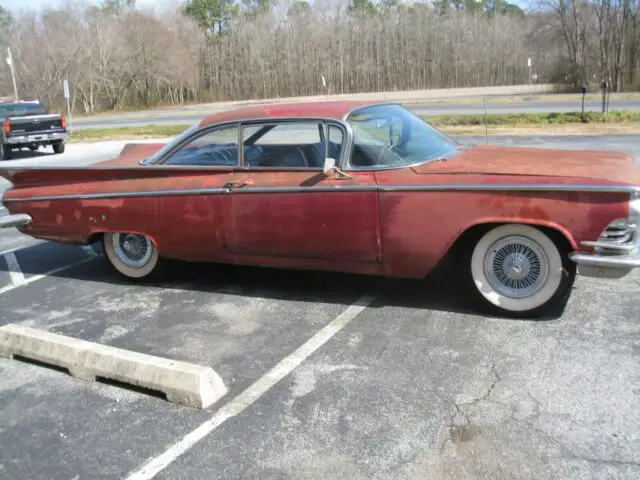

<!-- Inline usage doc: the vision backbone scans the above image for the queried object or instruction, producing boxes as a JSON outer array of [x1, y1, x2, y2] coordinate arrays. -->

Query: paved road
[[71, 98, 640, 130], [0, 136, 639, 479]]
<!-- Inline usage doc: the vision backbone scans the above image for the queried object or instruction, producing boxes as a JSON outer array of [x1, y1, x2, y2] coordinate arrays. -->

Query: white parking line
[[4, 252, 25, 286], [0, 257, 97, 296], [126, 292, 379, 480], [0, 241, 45, 257]]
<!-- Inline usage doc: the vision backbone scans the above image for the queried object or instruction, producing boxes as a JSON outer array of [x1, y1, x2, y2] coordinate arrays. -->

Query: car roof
[[199, 100, 383, 127]]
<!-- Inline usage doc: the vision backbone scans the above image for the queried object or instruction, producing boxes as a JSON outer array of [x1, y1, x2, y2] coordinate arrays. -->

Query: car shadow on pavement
[[1, 242, 569, 321]]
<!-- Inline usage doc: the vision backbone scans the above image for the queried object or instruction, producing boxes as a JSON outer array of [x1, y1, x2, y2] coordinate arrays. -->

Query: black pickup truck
[[0, 100, 68, 160]]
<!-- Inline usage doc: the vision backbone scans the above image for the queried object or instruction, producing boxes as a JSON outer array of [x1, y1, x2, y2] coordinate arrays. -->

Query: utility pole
[[527, 57, 532, 95], [6, 47, 18, 100]]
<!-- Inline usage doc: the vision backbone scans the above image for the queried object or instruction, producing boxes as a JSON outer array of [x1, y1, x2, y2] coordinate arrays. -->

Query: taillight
[[3, 119, 10, 134], [60, 114, 67, 129]]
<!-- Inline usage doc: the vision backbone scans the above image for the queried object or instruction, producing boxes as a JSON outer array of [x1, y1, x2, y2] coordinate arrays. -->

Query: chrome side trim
[[228, 185, 378, 194], [378, 184, 640, 193], [3, 183, 639, 203], [3, 188, 227, 203]]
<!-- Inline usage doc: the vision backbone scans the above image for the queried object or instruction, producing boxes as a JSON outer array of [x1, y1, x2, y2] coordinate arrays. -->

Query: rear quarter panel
[[374, 169, 629, 278], [3, 169, 233, 261]]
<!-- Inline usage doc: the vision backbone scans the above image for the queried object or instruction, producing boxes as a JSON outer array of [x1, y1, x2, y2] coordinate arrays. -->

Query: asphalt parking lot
[[1, 136, 639, 480]]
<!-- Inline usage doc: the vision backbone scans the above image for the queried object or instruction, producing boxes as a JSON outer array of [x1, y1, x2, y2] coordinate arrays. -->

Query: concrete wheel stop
[[0, 323, 228, 409]]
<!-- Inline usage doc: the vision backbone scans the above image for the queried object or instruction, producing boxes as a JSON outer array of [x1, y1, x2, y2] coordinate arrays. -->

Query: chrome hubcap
[[484, 235, 549, 298], [113, 233, 152, 268]]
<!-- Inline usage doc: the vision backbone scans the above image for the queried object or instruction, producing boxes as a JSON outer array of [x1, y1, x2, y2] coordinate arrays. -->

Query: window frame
[[143, 117, 351, 171], [236, 118, 349, 171]]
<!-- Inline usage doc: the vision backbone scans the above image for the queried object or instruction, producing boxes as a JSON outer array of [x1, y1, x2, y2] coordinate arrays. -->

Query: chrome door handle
[[223, 181, 251, 189]]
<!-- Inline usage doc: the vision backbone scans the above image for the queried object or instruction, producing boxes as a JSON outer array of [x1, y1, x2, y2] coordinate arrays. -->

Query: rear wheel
[[52, 141, 65, 154], [2, 143, 12, 160], [102, 232, 164, 280], [466, 223, 576, 318]]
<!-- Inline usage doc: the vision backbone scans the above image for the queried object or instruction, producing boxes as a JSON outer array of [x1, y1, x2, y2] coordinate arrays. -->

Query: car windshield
[[346, 104, 461, 168], [0, 101, 47, 118]]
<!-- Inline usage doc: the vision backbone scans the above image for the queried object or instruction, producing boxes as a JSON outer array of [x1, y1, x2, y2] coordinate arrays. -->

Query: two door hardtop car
[[1, 101, 639, 318]]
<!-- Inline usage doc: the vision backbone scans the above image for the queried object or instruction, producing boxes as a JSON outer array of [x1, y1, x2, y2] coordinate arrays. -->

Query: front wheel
[[467, 224, 576, 318], [102, 232, 164, 280]]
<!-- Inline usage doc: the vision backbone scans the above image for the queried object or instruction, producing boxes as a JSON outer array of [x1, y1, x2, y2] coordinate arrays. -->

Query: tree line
[[0, 0, 637, 114]]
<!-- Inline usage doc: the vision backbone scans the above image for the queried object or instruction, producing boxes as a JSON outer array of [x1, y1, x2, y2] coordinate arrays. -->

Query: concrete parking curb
[[0, 324, 228, 409]]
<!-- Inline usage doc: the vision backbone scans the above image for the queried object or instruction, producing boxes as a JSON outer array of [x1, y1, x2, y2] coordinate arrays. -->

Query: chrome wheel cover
[[483, 235, 549, 298], [113, 233, 153, 269]]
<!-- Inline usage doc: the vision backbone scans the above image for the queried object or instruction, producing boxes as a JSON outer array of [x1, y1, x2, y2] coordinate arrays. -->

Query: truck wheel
[[1, 144, 12, 160], [53, 141, 65, 154], [28, 143, 38, 151], [465, 223, 576, 319]]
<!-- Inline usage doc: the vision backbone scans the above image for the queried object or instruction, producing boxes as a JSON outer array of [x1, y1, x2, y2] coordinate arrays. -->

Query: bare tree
[[0, 0, 636, 114]]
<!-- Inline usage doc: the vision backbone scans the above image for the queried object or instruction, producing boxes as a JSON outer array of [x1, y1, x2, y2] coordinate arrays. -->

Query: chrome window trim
[[140, 116, 353, 171], [5, 183, 640, 203]]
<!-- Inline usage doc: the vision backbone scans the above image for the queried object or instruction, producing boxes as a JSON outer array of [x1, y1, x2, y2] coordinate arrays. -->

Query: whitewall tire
[[468, 224, 575, 317], [102, 232, 161, 280]]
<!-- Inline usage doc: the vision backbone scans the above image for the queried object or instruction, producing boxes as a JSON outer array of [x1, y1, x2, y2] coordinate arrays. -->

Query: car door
[[222, 119, 381, 264], [150, 123, 239, 261]]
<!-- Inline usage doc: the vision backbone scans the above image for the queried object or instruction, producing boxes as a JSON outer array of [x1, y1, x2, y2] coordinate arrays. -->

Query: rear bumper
[[0, 214, 32, 229], [569, 227, 640, 279], [5, 132, 67, 145]]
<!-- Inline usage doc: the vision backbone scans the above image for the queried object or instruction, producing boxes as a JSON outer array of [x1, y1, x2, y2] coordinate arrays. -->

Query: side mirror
[[323, 157, 336, 176]]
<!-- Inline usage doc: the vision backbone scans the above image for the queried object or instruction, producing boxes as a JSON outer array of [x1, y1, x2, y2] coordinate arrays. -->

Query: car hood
[[412, 145, 640, 184]]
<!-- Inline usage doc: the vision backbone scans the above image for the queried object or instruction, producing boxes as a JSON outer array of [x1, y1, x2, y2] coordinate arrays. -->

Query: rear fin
[[0, 166, 153, 188], [95, 142, 166, 167]]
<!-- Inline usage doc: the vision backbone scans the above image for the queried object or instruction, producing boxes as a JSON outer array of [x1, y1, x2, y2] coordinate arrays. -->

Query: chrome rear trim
[[0, 214, 32, 229]]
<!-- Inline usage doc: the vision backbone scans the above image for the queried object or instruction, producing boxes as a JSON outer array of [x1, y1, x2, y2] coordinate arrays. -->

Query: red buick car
[[1, 101, 639, 318]]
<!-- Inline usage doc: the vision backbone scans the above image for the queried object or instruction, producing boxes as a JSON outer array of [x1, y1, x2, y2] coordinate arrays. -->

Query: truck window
[[0, 102, 47, 118]]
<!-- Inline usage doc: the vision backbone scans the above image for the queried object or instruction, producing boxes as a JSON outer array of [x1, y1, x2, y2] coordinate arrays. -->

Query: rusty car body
[[1, 101, 639, 317]]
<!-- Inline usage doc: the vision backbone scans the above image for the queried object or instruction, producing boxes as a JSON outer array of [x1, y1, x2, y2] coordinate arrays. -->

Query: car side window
[[242, 122, 344, 169], [162, 126, 239, 166]]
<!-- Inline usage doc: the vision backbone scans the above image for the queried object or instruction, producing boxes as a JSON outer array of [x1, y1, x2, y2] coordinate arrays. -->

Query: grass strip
[[425, 110, 640, 126], [67, 124, 191, 142]]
